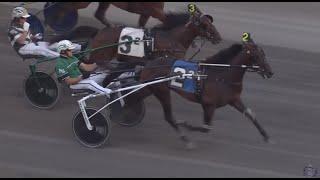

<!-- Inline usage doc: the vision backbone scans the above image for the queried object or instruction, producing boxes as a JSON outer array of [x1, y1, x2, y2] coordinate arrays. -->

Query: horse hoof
[[186, 142, 196, 150], [264, 138, 276, 144]]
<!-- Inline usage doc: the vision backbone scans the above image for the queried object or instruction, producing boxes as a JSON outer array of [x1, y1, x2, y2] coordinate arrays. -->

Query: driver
[[55, 40, 113, 96], [7, 6, 82, 59]]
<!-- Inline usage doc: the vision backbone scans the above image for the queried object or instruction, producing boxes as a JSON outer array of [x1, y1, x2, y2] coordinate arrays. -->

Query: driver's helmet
[[57, 40, 75, 53], [12, 6, 30, 19]]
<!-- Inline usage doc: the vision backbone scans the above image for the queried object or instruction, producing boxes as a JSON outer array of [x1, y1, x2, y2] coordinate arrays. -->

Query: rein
[[197, 62, 262, 86], [188, 36, 206, 61], [198, 63, 260, 72]]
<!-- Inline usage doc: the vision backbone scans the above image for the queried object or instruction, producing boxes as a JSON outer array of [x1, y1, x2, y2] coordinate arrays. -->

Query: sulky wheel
[[23, 71, 60, 109], [108, 95, 146, 127], [73, 107, 110, 148]]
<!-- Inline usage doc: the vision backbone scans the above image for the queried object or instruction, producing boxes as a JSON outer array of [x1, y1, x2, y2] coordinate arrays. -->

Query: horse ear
[[203, 14, 213, 23]]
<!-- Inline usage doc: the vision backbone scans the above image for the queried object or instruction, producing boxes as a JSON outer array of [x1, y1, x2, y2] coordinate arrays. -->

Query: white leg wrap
[[244, 108, 256, 119], [202, 124, 213, 130]]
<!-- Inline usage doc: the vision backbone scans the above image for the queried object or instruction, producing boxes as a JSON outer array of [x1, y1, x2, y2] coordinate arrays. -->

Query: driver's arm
[[64, 76, 83, 85], [15, 31, 28, 45], [56, 64, 83, 85], [79, 62, 98, 72], [15, 22, 30, 45]]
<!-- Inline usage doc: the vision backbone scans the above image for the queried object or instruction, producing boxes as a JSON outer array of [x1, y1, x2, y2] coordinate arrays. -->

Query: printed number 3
[[120, 35, 132, 54], [120, 35, 141, 54], [188, 4, 195, 13]]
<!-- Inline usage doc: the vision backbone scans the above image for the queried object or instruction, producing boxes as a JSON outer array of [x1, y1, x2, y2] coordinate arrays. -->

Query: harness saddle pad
[[118, 27, 145, 57], [170, 60, 198, 93]]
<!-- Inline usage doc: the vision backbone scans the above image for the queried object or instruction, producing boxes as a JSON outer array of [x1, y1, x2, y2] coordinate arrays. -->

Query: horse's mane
[[204, 44, 243, 64], [151, 12, 190, 31]]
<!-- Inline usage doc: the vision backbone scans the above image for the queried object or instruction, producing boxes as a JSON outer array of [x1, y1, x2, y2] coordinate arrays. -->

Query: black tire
[[23, 72, 60, 109], [73, 107, 110, 148], [109, 96, 146, 127]]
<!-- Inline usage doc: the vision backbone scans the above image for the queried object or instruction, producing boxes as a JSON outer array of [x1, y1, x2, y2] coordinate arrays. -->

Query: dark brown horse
[[51, 5, 222, 67], [87, 8, 222, 86], [126, 33, 274, 148], [46, 2, 165, 28]]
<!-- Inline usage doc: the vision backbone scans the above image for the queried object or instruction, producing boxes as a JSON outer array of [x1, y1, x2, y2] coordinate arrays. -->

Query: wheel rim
[[24, 72, 58, 108], [73, 108, 109, 148]]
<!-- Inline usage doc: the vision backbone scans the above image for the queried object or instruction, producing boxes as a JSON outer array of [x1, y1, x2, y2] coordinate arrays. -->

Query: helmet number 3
[[188, 4, 196, 13]]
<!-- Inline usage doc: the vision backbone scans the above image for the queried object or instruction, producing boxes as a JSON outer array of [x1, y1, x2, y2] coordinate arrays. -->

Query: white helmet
[[57, 40, 76, 53], [12, 6, 30, 19]]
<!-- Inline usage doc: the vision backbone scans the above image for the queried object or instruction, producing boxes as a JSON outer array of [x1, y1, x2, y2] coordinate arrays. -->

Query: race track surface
[[0, 2, 319, 178]]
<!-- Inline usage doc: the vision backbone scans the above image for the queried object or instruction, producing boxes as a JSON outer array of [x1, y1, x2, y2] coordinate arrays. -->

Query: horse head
[[188, 4, 222, 44], [242, 32, 274, 79]]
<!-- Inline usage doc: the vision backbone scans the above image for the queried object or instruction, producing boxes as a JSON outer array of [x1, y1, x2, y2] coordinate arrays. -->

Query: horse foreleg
[[230, 99, 272, 143], [200, 104, 216, 133], [95, 2, 112, 27], [152, 86, 195, 149], [149, 9, 166, 24], [138, 15, 150, 28]]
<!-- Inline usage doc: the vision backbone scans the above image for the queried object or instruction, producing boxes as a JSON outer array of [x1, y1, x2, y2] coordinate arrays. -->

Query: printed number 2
[[120, 35, 141, 54], [242, 32, 249, 42], [170, 67, 195, 88], [171, 67, 185, 88]]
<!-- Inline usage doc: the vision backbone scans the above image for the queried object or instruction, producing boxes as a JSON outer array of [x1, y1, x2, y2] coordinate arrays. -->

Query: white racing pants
[[18, 42, 81, 58], [70, 71, 136, 105], [70, 72, 112, 95]]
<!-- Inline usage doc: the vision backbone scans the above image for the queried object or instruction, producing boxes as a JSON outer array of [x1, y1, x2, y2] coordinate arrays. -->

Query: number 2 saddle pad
[[169, 60, 199, 93], [118, 27, 145, 57]]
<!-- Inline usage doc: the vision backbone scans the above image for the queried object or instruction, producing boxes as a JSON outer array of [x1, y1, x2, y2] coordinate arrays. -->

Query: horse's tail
[[48, 26, 99, 44]]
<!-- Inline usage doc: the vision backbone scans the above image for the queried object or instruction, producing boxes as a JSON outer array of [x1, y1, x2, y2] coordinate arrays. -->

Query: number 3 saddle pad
[[118, 27, 145, 57], [170, 60, 199, 93]]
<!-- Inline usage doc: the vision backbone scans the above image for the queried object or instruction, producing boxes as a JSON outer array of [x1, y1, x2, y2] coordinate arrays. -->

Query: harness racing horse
[[45, 2, 166, 28], [88, 7, 222, 86], [127, 33, 274, 148], [51, 5, 222, 71]]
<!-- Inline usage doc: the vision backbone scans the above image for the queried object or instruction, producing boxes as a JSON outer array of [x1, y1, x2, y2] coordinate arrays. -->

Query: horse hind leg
[[150, 8, 166, 24], [152, 86, 195, 149], [95, 2, 113, 27], [230, 99, 273, 143], [138, 15, 150, 28], [181, 104, 215, 133]]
